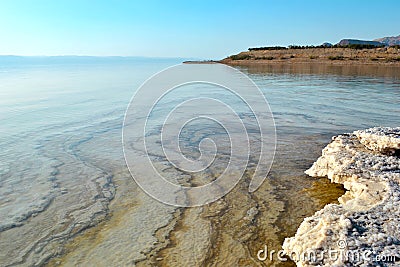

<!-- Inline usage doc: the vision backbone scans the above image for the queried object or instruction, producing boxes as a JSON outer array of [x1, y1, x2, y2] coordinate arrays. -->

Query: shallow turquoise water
[[0, 57, 182, 231], [0, 58, 398, 265]]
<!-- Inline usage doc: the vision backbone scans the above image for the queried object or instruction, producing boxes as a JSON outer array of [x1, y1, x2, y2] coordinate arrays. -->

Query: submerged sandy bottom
[[43, 129, 345, 267]]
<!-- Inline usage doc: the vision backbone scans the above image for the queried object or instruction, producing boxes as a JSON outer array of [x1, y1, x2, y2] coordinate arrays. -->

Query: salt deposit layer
[[0, 58, 398, 266], [283, 127, 400, 266]]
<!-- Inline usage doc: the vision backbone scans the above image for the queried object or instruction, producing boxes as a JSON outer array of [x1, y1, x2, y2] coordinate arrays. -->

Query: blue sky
[[0, 0, 399, 59]]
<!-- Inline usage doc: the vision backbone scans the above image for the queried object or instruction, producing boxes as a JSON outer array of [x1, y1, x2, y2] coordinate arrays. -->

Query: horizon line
[[0, 55, 201, 60]]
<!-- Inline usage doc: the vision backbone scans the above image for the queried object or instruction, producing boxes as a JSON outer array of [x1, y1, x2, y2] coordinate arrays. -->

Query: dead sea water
[[0, 58, 399, 266]]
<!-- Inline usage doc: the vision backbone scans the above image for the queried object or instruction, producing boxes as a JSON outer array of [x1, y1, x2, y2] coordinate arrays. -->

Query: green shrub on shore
[[248, 46, 287, 51], [334, 44, 384, 49], [229, 54, 252, 60], [248, 44, 388, 51], [289, 45, 322, 49]]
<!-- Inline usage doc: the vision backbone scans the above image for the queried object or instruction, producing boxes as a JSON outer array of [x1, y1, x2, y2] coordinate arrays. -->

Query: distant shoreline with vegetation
[[218, 45, 400, 66]]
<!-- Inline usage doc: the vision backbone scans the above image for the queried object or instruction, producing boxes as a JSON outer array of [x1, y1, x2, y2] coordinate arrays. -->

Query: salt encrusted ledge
[[283, 127, 400, 267]]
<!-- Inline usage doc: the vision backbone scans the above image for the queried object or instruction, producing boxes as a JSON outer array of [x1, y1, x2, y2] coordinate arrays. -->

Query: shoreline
[[219, 59, 400, 66], [186, 47, 400, 67], [220, 47, 400, 66]]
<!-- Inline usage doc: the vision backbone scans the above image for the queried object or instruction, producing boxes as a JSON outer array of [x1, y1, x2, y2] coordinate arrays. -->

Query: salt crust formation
[[283, 127, 400, 266]]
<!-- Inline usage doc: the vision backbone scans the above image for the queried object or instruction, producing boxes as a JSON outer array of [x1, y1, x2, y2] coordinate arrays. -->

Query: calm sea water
[[0, 58, 398, 266], [0, 57, 181, 231]]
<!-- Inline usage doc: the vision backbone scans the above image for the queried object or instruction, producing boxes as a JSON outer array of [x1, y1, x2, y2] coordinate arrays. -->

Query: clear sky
[[0, 0, 399, 59]]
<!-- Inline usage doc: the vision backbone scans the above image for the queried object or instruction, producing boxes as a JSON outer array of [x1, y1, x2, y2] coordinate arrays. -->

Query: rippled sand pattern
[[47, 127, 345, 267]]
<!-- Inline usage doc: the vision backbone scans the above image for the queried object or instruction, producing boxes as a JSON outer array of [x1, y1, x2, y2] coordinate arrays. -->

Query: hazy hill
[[374, 35, 400, 46], [338, 39, 383, 47]]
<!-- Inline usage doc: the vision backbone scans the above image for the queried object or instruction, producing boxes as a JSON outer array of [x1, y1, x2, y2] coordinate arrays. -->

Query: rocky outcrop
[[283, 127, 400, 266], [375, 35, 400, 47]]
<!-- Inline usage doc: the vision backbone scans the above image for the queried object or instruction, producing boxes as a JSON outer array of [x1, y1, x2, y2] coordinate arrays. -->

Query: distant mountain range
[[326, 35, 400, 48], [374, 35, 400, 46]]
